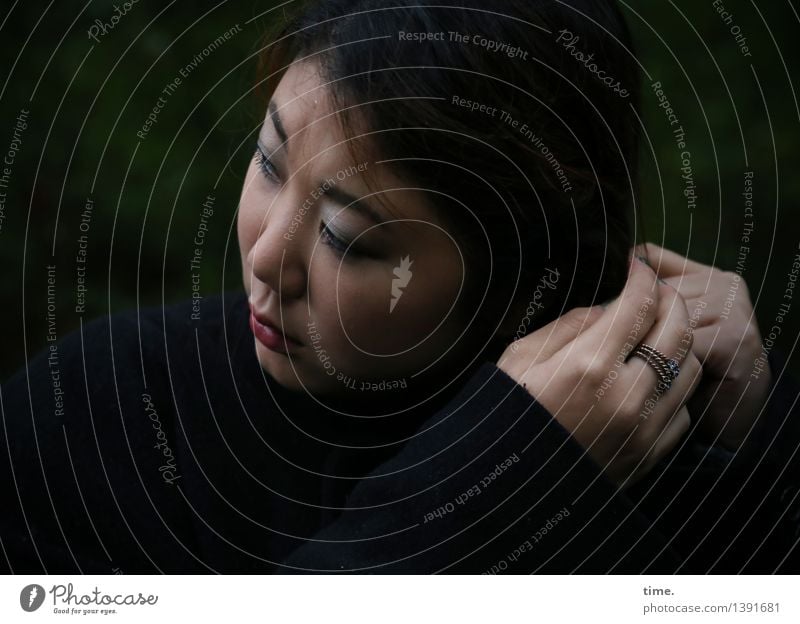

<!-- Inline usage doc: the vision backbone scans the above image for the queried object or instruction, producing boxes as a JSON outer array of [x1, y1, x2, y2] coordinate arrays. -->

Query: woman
[[1, 0, 797, 573]]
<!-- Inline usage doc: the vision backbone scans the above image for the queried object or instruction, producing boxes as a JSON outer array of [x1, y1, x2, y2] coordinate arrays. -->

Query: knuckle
[[563, 306, 588, 321], [638, 290, 658, 317], [672, 318, 694, 348], [742, 319, 761, 347], [578, 353, 608, 384], [630, 259, 657, 287], [656, 283, 673, 309], [688, 354, 703, 387], [665, 283, 688, 309], [718, 329, 739, 355], [720, 270, 747, 295], [740, 277, 751, 298], [675, 407, 692, 435], [561, 306, 598, 331], [709, 266, 727, 281], [657, 283, 681, 312], [585, 305, 605, 326], [618, 401, 643, 428]]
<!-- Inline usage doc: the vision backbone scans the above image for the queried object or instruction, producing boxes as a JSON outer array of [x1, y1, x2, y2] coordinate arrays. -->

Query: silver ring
[[629, 343, 680, 398]]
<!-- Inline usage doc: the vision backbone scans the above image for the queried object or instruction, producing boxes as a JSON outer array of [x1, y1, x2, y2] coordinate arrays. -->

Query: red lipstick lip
[[248, 304, 302, 353]]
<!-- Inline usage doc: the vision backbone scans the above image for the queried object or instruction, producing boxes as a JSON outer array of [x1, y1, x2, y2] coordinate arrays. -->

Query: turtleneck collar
[[224, 290, 485, 458]]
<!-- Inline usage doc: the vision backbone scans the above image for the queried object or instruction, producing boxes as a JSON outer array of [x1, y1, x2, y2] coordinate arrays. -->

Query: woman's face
[[237, 59, 470, 398]]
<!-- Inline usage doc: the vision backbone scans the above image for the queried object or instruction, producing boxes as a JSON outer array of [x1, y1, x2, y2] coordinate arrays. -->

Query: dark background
[[2, 0, 799, 379]]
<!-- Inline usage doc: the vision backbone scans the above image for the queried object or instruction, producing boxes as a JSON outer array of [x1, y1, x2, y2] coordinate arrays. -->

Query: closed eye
[[319, 220, 356, 257], [253, 142, 280, 184]]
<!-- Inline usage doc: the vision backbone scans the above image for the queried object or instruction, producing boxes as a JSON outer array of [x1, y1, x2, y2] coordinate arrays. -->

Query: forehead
[[265, 60, 440, 226], [272, 59, 333, 133], [269, 60, 359, 171]]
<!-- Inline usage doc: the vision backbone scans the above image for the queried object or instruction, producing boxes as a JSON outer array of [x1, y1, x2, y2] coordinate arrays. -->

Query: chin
[[254, 343, 306, 391], [255, 343, 351, 397]]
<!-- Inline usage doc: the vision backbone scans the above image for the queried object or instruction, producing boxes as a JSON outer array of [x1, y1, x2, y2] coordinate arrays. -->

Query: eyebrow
[[268, 100, 289, 149], [325, 187, 388, 226], [263, 100, 392, 228]]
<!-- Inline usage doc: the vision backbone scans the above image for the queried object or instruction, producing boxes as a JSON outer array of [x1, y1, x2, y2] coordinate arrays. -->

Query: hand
[[639, 243, 772, 451], [497, 257, 703, 488]]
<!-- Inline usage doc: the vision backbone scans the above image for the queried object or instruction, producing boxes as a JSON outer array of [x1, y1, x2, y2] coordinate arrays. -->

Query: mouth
[[249, 303, 303, 354]]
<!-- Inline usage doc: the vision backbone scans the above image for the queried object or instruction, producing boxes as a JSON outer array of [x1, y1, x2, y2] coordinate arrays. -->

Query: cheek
[[237, 167, 264, 278], [309, 255, 464, 359], [392, 263, 465, 348], [304, 262, 383, 359]]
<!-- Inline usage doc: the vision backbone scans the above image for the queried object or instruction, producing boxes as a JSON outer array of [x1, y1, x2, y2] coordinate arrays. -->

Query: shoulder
[[102, 290, 248, 350], [1, 290, 250, 444], [0, 291, 250, 572], [61, 291, 249, 374]]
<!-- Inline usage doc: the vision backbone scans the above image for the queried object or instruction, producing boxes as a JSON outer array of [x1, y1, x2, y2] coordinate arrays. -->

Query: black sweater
[[1, 292, 798, 573]]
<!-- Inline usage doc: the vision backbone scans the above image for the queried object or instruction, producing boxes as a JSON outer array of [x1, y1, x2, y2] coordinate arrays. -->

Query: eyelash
[[253, 144, 280, 184], [319, 220, 360, 258]]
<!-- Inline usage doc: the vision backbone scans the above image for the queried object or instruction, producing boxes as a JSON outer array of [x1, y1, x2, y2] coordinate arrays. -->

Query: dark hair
[[255, 0, 641, 357]]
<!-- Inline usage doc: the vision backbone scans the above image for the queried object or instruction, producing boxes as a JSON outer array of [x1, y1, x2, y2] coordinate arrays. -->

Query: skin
[[498, 247, 773, 486], [237, 59, 470, 401], [639, 242, 772, 451], [237, 60, 770, 485], [498, 257, 704, 488]]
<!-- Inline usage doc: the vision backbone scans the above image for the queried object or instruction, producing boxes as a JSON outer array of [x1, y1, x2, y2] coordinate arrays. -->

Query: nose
[[249, 189, 308, 301]]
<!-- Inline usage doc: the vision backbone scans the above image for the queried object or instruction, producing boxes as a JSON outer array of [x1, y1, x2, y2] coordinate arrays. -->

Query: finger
[[683, 324, 719, 365], [637, 242, 708, 279], [639, 405, 691, 478], [499, 305, 604, 367], [620, 362, 701, 491], [668, 295, 718, 329], [623, 283, 695, 407], [637, 351, 703, 441], [570, 256, 660, 362], [662, 272, 717, 301], [686, 324, 751, 374], [663, 352, 703, 414], [642, 283, 693, 365]]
